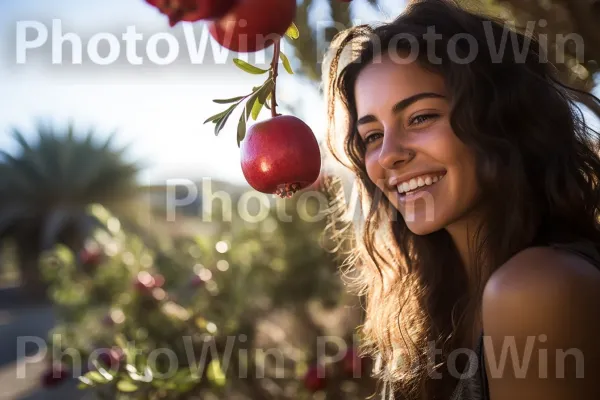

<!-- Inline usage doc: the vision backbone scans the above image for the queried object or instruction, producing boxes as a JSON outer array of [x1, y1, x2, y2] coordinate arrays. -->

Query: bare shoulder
[[481, 246, 600, 399], [483, 245, 600, 303]]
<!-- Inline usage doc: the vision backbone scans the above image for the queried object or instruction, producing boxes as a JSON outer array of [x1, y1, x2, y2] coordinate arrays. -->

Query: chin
[[392, 199, 445, 235], [402, 218, 444, 235]]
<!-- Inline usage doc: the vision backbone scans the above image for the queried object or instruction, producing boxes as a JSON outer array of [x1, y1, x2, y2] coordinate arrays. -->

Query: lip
[[388, 169, 447, 188]]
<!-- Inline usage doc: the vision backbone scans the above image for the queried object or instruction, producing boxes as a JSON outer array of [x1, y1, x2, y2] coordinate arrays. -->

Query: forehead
[[353, 57, 446, 113]]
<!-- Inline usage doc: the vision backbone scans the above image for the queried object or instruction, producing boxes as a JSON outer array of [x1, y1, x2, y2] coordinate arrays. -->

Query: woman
[[322, 0, 600, 399]]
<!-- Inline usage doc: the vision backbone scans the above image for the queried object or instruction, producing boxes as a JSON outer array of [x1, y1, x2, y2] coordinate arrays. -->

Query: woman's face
[[353, 55, 481, 235]]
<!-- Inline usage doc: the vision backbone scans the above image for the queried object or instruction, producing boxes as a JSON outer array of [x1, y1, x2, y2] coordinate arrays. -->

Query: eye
[[409, 113, 440, 126], [363, 132, 383, 145]]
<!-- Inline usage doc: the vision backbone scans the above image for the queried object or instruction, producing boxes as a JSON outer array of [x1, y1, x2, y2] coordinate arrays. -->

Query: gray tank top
[[380, 240, 600, 400]]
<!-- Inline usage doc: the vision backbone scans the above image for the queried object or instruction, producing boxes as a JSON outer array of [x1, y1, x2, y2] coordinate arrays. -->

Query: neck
[[446, 215, 486, 348], [445, 211, 485, 278]]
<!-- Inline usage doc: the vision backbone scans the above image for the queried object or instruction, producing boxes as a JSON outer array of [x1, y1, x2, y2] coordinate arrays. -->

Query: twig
[[270, 38, 281, 117]]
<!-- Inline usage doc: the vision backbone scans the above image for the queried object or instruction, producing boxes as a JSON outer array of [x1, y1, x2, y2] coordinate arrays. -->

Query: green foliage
[[203, 78, 276, 144], [279, 52, 294, 75], [203, 19, 300, 146], [40, 199, 374, 399], [285, 22, 300, 40], [233, 58, 270, 75]]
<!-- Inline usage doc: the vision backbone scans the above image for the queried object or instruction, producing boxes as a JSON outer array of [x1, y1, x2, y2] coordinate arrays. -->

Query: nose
[[378, 130, 414, 170]]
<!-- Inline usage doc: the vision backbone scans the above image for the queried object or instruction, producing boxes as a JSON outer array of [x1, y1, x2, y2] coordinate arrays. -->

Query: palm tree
[[0, 121, 141, 301]]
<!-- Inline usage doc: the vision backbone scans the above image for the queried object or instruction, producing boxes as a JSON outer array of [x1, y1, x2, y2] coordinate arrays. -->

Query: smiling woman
[[322, 0, 600, 400], [353, 58, 480, 236]]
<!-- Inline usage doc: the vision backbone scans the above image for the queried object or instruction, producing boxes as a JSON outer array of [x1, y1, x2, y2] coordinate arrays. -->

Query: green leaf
[[78, 376, 95, 387], [251, 96, 264, 121], [203, 107, 233, 124], [237, 111, 247, 147], [214, 104, 238, 136], [129, 366, 153, 383], [126, 364, 138, 374], [207, 359, 226, 387], [117, 380, 139, 392], [212, 95, 245, 104], [279, 52, 294, 74], [252, 81, 273, 120], [245, 90, 261, 120], [285, 22, 299, 40], [243, 79, 272, 120], [92, 364, 114, 381], [85, 371, 108, 384], [233, 58, 269, 74]]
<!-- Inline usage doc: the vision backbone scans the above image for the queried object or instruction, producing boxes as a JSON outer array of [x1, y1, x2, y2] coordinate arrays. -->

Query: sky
[[0, 0, 397, 187], [0, 0, 598, 187]]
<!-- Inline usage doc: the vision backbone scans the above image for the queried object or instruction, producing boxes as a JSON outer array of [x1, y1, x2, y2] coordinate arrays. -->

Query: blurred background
[[0, 0, 598, 399]]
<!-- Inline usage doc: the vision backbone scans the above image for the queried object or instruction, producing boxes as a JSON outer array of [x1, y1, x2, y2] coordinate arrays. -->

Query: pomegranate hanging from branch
[[144, 0, 335, 198]]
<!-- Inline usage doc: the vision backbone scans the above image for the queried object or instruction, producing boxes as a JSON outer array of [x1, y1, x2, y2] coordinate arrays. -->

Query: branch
[[270, 39, 281, 117]]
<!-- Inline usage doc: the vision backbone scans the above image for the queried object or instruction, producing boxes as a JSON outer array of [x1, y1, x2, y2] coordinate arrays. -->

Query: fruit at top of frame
[[208, 0, 296, 52], [146, 0, 236, 27], [240, 115, 321, 198]]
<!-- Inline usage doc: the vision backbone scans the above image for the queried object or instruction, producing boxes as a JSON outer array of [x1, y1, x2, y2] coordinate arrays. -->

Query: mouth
[[396, 171, 447, 201]]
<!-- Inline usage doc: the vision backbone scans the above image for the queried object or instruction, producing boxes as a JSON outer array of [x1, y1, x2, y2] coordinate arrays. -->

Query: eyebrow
[[356, 92, 445, 126]]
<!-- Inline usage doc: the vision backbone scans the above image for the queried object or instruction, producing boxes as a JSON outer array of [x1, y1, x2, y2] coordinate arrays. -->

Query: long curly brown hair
[[321, 0, 600, 399]]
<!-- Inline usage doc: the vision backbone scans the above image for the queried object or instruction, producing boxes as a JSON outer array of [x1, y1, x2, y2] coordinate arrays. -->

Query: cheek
[[364, 152, 385, 189], [448, 144, 480, 203]]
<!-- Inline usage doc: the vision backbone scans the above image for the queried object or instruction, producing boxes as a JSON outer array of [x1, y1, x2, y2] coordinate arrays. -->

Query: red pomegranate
[[208, 0, 296, 52], [306, 169, 327, 192], [97, 347, 124, 370], [41, 364, 70, 387], [303, 364, 326, 392], [240, 115, 321, 198], [341, 348, 364, 376], [80, 248, 102, 267], [146, 0, 236, 26]]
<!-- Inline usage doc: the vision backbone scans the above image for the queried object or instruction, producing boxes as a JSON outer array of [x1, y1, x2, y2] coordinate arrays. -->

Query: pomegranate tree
[[202, 26, 321, 198], [140, 0, 348, 198]]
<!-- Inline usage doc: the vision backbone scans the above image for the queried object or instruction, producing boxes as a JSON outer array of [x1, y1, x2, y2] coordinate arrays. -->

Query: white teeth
[[397, 174, 445, 194]]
